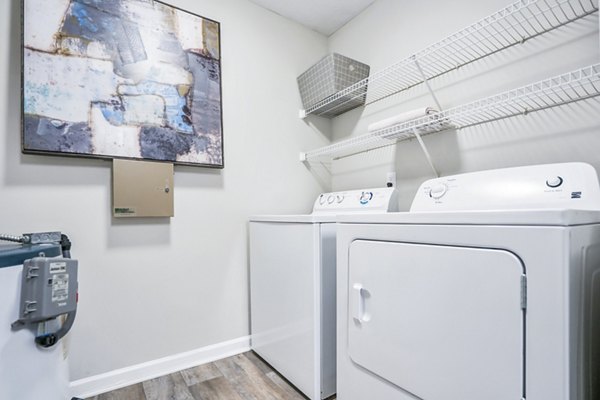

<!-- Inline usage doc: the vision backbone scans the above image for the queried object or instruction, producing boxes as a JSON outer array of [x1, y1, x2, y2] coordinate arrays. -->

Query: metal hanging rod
[[300, 64, 600, 161], [302, 0, 598, 118]]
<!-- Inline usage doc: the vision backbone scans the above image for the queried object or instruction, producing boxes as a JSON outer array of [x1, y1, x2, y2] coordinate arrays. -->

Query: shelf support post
[[413, 57, 443, 111], [412, 128, 439, 178]]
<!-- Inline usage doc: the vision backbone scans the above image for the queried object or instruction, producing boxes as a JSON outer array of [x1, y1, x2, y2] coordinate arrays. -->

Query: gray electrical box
[[16, 257, 78, 324]]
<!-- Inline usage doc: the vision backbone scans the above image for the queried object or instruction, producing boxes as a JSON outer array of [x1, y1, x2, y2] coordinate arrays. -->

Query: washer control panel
[[313, 188, 398, 214], [411, 162, 600, 212]]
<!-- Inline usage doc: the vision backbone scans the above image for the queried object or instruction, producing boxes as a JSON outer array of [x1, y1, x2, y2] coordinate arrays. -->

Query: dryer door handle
[[352, 283, 368, 323]]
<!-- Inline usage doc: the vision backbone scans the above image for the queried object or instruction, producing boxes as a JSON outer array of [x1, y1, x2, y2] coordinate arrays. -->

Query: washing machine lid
[[250, 214, 337, 223], [337, 208, 600, 226]]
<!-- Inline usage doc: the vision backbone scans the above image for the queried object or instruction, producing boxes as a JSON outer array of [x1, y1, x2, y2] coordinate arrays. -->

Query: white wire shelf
[[300, 64, 600, 162], [302, 0, 599, 118]]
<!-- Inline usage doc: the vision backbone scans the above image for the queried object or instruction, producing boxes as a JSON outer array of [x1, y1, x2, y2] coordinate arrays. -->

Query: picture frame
[[22, 0, 224, 168]]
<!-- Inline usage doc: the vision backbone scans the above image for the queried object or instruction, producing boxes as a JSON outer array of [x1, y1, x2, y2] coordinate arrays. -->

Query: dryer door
[[348, 240, 525, 400]]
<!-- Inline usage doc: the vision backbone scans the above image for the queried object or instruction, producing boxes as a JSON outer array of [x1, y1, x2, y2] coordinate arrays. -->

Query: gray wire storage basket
[[297, 53, 370, 117]]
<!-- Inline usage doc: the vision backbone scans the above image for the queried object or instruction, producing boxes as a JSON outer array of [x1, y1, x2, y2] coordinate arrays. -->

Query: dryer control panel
[[411, 162, 600, 211], [313, 188, 399, 214]]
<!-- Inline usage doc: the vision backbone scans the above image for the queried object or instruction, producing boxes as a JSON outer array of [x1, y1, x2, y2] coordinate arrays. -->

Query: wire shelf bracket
[[412, 127, 440, 178], [300, 0, 599, 118], [300, 64, 600, 162]]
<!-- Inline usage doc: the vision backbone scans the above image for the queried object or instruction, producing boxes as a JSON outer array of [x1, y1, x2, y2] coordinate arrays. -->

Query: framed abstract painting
[[22, 0, 224, 168]]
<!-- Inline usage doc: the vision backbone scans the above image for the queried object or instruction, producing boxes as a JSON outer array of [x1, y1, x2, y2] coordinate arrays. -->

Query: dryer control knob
[[336, 195, 345, 203], [327, 195, 335, 204], [318, 194, 326, 205], [546, 176, 563, 188], [429, 183, 448, 199]]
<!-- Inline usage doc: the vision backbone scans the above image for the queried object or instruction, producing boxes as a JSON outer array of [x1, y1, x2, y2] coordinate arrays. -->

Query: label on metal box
[[51, 273, 69, 303]]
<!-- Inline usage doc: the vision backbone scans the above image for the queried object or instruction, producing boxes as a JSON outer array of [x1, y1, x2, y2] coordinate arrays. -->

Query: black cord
[[61, 234, 72, 258]]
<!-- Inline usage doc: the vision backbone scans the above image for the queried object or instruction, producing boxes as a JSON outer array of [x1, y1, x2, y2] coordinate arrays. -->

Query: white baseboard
[[69, 335, 251, 399]]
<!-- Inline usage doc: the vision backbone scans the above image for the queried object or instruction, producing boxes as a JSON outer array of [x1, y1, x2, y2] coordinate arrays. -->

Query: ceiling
[[248, 0, 376, 36]]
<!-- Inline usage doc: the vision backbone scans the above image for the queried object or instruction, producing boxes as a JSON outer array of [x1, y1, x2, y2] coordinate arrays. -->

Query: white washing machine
[[250, 188, 398, 400], [336, 163, 600, 400]]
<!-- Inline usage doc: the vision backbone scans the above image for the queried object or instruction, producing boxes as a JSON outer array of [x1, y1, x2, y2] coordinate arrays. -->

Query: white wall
[[328, 0, 600, 209], [0, 0, 329, 381]]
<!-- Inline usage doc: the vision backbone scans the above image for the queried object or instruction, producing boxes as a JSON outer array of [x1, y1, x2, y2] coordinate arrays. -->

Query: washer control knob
[[546, 176, 563, 188], [429, 183, 448, 199], [318, 194, 326, 205], [359, 191, 373, 205], [336, 195, 344, 203], [327, 195, 335, 204]]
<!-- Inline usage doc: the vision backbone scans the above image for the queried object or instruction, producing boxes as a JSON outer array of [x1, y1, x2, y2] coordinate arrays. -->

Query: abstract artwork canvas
[[22, 0, 223, 167]]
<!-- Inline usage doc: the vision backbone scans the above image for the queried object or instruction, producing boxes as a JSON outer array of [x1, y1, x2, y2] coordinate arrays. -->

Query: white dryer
[[336, 163, 600, 400], [250, 188, 397, 400]]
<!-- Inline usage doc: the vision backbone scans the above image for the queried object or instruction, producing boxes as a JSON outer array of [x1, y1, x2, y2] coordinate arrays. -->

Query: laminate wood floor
[[87, 351, 335, 400]]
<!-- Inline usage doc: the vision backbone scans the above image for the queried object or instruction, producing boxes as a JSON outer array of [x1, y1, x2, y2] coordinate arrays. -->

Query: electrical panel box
[[17, 257, 78, 324], [112, 159, 174, 218]]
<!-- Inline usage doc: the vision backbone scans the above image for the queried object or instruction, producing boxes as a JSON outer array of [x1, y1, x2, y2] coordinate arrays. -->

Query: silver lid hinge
[[520, 275, 527, 310]]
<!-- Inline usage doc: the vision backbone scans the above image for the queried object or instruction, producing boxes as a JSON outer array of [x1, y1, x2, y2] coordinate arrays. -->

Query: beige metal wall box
[[112, 159, 174, 218]]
